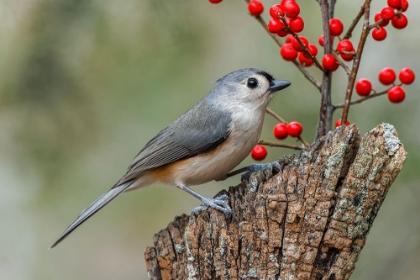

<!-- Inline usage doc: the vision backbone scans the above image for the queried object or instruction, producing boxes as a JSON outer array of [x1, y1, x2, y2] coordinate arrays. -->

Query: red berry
[[401, 0, 409, 12], [379, 67, 396, 85], [340, 48, 355, 61], [355, 78, 372, 96], [337, 40, 354, 61], [392, 14, 408, 29], [268, 19, 284, 33], [285, 34, 294, 44], [381, 7, 395, 20], [209, 0, 223, 3], [248, 1, 264, 16], [322, 54, 337, 70], [387, 0, 401, 9], [374, 12, 389, 27], [329, 60, 340, 71], [291, 36, 308, 52], [273, 123, 288, 140], [372, 26, 387, 41], [283, 1, 300, 18], [388, 86, 406, 103], [318, 34, 333, 47], [335, 118, 350, 128], [287, 121, 303, 137], [251, 145, 267, 161], [399, 68, 415, 84], [329, 18, 344, 36], [280, 43, 298, 61], [277, 29, 289, 37], [298, 52, 314, 67], [303, 44, 318, 59], [337, 39, 353, 54], [280, 0, 296, 5], [318, 35, 325, 46], [289, 16, 304, 33], [269, 4, 284, 18]]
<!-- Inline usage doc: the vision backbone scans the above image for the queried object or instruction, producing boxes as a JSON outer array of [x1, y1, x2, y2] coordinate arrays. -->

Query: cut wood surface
[[145, 124, 406, 280]]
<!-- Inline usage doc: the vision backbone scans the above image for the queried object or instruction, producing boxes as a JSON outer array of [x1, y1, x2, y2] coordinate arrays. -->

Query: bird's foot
[[191, 194, 232, 217]]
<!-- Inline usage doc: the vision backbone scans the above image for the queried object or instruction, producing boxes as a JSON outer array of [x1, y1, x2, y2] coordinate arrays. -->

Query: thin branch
[[334, 87, 393, 109], [298, 136, 310, 148], [329, 0, 337, 18], [244, 0, 322, 90], [332, 51, 351, 75], [258, 140, 304, 150], [266, 107, 286, 123], [340, 0, 372, 127], [343, 4, 365, 40], [315, 0, 334, 140]]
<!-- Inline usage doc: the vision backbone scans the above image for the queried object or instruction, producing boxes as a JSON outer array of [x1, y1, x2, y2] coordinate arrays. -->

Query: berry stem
[[243, 0, 321, 90], [343, 4, 365, 40], [266, 107, 286, 123], [341, 50, 356, 56], [340, 0, 372, 127], [368, 11, 401, 29], [315, 0, 334, 140], [334, 86, 401, 109], [332, 51, 351, 75], [258, 140, 304, 151]]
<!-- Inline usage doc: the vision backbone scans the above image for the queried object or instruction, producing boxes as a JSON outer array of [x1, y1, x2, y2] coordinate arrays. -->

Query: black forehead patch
[[257, 71, 274, 82]]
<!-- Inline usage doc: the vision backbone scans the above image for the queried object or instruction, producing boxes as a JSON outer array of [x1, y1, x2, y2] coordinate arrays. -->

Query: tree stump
[[144, 124, 406, 280]]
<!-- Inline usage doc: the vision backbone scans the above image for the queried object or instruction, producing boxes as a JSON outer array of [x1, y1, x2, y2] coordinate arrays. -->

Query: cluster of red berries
[[322, 37, 356, 71], [210, 0, 414, 163], [372, 0, 409, 41], [355, 67, 415, 103], [279, 14, 348, 70], [267, 0, 304, 36], [280, 35, 318, 66], [251, 121, 303, 161]]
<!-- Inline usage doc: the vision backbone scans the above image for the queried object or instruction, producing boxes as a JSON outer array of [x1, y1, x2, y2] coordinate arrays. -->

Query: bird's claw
[[191, 194, 232, 217]]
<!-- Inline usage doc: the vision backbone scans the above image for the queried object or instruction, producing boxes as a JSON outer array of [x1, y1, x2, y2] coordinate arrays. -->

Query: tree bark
[[144, 123, 406, 280]]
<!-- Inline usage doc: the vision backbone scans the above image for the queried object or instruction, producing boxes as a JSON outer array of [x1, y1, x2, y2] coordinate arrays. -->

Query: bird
[[50, 68, 291, 248]]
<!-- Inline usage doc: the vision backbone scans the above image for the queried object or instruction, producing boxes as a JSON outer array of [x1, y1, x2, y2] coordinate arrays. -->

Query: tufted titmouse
[[50, 68, 291, 248]]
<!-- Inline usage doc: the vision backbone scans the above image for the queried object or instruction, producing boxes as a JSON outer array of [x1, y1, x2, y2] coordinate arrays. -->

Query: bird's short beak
[[269, 80, 291, 92]]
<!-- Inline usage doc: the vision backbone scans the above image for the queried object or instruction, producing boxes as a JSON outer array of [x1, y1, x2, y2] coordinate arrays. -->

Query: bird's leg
[[178, 185, 232, 217], [226, 161, 281, 181]]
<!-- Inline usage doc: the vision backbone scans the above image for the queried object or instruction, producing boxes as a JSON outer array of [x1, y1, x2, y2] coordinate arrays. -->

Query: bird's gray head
[[211, 68, 291, 107]]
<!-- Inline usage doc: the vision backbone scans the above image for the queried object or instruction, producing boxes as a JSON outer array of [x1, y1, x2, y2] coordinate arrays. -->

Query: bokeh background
[[1, 0, 419, 279]]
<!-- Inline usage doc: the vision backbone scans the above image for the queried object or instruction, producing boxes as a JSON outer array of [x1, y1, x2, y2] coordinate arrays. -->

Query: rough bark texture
[[145, 124, 406, 280]]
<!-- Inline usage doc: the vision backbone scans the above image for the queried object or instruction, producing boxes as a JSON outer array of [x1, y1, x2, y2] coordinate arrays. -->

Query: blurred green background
[[1, 0, 419, 279]]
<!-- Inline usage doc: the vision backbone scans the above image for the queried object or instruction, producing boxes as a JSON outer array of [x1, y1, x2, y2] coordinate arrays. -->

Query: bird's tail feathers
[[49, 180, 134, 249]]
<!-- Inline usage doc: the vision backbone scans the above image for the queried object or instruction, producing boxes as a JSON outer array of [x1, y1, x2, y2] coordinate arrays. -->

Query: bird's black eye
[[247, 78, 259, 89]]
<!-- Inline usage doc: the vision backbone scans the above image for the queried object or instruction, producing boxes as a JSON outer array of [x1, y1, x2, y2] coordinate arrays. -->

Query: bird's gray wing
[[50, 102, 231, 248], [117, 103, 232, 184]]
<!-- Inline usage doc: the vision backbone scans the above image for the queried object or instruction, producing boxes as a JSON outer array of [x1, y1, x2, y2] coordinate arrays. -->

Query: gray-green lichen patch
[[325, 142, 348, 179], [381, 123, 401, 156]]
